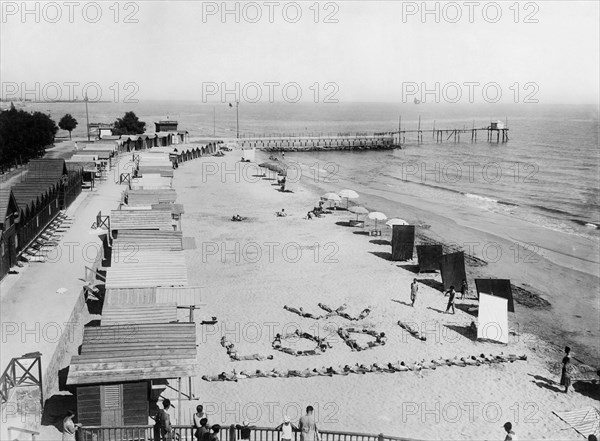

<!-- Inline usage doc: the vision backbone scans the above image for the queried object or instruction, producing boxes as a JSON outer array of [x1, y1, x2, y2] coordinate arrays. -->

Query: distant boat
[[414, 98, 421, 104]]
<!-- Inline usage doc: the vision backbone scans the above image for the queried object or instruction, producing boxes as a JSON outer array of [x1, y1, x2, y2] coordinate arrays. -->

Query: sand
[[166, 151, 599, 440]]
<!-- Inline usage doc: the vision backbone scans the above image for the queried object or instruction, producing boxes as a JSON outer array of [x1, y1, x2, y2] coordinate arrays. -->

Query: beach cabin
[[154, 120, 179, 132], [0, 188, 20, 279], [67, 323, 198, 430], [490, 120, 505, 130]]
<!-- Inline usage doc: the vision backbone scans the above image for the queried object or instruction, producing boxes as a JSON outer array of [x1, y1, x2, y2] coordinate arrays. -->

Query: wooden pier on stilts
[[396, 118, 509, 145]]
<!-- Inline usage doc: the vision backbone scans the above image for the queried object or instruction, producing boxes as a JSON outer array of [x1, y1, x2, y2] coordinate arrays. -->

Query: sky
[[1, 1, 599, 104]]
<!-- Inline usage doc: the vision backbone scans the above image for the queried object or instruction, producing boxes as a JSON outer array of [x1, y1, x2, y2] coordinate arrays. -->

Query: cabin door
[[101, 384, 124, 426]]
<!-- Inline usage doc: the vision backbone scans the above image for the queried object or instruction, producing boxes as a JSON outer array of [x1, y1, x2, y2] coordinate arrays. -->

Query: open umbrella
[[321, 192, 342, 202], [368, 211, 387, 229], [338, 189, 359, 208], [386, 218, 408, 227], [348, 205, 369, 221], [321, 192, 342, 209]]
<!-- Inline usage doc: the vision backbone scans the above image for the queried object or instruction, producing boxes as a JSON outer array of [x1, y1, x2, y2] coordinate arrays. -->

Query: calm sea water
[[13, 101, 600, 239]]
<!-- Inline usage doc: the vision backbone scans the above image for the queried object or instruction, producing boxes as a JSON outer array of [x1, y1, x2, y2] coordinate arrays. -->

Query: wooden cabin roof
[[105, 286, 203, 307], [11, 182, 55, 211], [110, 210, 173, 231], [101, 303, 178, 326], [113, 230, 183, 252], [27, 159, 67, 181], [126, 189, 177, 206], [67, 323, 198, 385], [105, 251, 188, 289], [151, 203, 185, 215]]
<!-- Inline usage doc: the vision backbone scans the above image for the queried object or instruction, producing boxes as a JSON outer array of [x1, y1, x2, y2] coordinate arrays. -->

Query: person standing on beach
[[154, 399, 174, 440], [445, 286, 456, 314], [410, 279, 418, 307], [560, 346, 573, 393], [195, 418, 210, 441], [460, 279, 468, 299], [61, 410, 80, 441], [235, 420, 256, 440], [276, 415, 298, 441], [502, 422, 518, 440], [298, 406, 320, 441]]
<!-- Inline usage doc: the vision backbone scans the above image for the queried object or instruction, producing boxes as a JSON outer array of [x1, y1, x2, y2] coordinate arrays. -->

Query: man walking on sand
[[299, 406, 320, 441], [410, 279, 418, 307], [445, 286, 456, 314], [502, 422, 518, 440]]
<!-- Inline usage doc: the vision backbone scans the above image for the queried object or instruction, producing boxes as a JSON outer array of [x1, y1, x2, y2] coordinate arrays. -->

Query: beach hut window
[[103, 384, 122, 408], [36, 216, 39, 228], [48, 205, 51, 215], [1, 242, 4, 256]]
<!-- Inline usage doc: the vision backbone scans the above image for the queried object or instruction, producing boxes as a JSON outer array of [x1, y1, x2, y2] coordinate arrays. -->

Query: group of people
[[408, 278, 468, 313], [201, 353, 528, 382], [283, 304, 371, 321], [338, 327, 387, 351], [272, 329, 330, 356], [231, 214, 246, 222], [306, 200, 326, 219], [220, 336, 274, 361]]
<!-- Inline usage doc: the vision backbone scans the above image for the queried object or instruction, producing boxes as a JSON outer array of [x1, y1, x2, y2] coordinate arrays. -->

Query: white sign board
[[477, 293, 508, 344]]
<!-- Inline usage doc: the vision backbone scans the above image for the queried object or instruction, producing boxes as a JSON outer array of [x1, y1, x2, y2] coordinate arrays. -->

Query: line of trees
[[0, 104, 58, 171]]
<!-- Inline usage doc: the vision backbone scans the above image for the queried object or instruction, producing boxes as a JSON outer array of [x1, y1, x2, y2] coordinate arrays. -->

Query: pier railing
[[79, 424, 423, 441]]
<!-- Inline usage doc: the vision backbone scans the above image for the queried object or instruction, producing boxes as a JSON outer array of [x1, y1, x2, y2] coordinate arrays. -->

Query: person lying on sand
[[388, 362, 410, 372], [231, 214, 245, 222], [218, 372, 238, 382], [344, 364, 366, 374], [313, 367, 333, 377], [202, 374, 221, 382], [327, 366, 349, 376], [356, 308, 371, 320], [230, 353, 274, 361], [318, 303, 334, 313], [372, 363, 394, 373]]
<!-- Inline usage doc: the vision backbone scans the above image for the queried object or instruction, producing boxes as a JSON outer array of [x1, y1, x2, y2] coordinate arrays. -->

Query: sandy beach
[[162, 151, 599, 440]]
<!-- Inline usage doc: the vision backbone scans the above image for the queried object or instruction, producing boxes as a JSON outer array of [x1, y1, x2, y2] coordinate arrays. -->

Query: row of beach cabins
[[0, 159, 84, 279], [69, 146, 206, 440]]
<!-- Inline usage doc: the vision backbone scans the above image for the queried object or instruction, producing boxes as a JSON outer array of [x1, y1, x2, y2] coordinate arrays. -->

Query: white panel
[[477, 293, 508, 344]]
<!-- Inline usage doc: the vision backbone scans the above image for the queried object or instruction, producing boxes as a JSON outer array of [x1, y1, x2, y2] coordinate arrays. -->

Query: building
[[154, 120, 179, 132], [0, 159, 83, 279], [0, 189, 20, 278]]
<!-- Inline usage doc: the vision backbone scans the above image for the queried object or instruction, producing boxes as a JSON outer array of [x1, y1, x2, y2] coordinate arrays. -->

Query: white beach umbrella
[[321, 192, 342, 202], [368, 211, 387, 228], [338, 189, 359, 208], [386, 218, 408, 227], [348, 205, 369, 221]]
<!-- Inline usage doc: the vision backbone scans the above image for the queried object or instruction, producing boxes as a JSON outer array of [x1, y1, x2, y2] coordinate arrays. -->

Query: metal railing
[[6, 426, 40, 440], [80, 424, 422, 441]]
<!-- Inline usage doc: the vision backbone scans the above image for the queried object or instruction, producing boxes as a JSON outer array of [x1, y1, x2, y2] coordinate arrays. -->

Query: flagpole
[[236, 101, 239, 139], [85, 94, 90, 141]]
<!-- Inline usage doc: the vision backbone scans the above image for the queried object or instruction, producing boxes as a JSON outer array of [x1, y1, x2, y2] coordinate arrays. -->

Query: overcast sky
[[1, 1, 598, 104]]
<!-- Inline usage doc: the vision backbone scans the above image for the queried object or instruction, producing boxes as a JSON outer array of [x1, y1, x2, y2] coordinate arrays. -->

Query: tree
[[112, 111, 146, 135], [58, 113, 78, 139], [0, 104, 57, 169]]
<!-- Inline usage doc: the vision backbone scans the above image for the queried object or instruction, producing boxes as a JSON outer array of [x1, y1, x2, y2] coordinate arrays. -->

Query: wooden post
[[177, 377, 182, 424], [229, 424, 237, 441]]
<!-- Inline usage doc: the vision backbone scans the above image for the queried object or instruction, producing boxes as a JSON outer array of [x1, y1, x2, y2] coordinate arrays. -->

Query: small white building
[[490, 120, 505, 130]]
